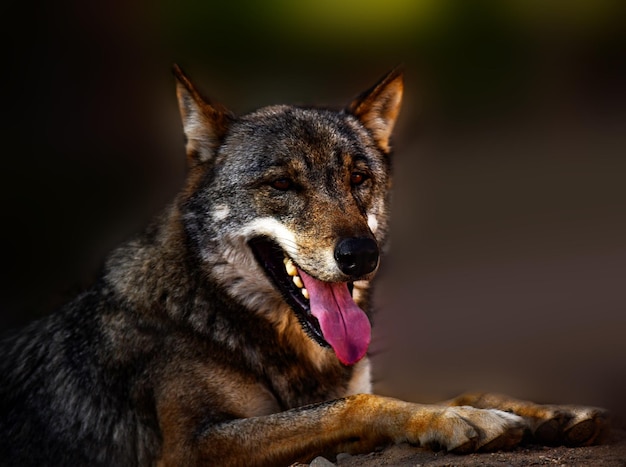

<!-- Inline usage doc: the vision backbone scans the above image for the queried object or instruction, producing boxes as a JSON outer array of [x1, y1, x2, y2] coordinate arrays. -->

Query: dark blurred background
[[2, 0, 625, 424]]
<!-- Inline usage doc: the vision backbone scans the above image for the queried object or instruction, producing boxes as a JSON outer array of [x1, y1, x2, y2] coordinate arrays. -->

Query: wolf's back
[[0, 284, 160, 466]]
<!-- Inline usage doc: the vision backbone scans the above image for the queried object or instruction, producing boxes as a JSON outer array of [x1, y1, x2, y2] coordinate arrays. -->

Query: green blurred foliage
[[154, 0, 625, 118]]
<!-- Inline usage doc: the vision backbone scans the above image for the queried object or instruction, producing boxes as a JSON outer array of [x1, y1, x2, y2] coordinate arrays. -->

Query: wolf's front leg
[[449, 392, 609, 447], [159, 394, 525, 466]]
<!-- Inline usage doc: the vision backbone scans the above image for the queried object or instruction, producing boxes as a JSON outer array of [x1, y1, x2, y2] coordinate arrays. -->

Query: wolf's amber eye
[[350, 172, 367, 186], [271, 178, 292, 191]]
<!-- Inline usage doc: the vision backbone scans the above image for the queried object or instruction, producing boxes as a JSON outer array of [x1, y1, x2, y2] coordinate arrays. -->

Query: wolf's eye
[[350, 172, 368, 186], [271, 178, 292, 191]]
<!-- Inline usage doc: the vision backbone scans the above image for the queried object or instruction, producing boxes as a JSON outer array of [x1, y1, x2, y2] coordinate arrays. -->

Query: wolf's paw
[[409, 406, 525, 453], [527, 404, 609, 447]]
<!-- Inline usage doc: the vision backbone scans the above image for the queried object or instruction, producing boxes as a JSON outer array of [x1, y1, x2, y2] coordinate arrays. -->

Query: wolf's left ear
[[173, 64, 234, 165], [347, 67, 404, 153]]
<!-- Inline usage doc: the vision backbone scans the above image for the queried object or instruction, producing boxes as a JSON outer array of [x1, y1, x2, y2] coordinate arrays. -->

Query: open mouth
[[248, 237, 371, 365], [248, 237, 326, 347]]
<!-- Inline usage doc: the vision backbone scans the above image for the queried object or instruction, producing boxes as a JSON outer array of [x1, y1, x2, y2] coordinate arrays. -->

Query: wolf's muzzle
[[334, 237, 379, 278]]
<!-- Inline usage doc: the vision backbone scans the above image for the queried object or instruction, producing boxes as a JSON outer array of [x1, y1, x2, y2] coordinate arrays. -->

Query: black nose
[[334, 237, 379, 277]]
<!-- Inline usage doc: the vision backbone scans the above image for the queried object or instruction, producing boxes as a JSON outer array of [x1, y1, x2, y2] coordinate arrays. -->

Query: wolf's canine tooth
[[285, 260, 298, 277]]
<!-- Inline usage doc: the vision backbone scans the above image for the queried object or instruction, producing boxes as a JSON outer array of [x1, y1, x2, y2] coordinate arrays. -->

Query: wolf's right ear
[[173, 64, 234, 165]]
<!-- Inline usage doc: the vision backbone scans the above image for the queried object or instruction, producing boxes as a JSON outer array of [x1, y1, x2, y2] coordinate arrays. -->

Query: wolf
[[0, 65, 608, 466]]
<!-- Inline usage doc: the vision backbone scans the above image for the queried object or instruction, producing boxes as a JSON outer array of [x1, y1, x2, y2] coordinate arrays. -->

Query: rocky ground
[[302, 428, 626, 467]]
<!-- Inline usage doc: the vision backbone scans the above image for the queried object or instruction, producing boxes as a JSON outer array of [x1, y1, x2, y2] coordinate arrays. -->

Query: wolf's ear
[[347, 67, 404, 153], [173, 64, 234, 165]]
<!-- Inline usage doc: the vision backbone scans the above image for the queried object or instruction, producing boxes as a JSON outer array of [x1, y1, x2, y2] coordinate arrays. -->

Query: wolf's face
[[175, 67, 403, 365]]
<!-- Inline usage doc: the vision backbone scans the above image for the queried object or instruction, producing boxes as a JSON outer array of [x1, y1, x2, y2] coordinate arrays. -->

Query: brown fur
[[0, 66, 609, 467]]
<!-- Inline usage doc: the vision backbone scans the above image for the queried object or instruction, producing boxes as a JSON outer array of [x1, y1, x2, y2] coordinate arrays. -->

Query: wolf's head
[[174, 66, 403, 366]]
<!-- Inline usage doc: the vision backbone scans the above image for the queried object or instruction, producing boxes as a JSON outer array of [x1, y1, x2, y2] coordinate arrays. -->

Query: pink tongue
[[298, 269, 371, 365]]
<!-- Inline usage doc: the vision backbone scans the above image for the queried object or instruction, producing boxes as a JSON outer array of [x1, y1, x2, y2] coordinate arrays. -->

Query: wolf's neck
[[103, 205, 200, 320], [102, 204, 364, 406]]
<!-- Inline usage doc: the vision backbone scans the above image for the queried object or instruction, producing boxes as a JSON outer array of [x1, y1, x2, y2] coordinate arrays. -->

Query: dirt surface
[[304, 428, 626, 466]]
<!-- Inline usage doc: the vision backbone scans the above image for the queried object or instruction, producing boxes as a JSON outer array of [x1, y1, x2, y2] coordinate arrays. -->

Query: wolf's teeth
[[301, 288, 309, 300], [293, 276, 303, 288], [285, 259, 298, 277]]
